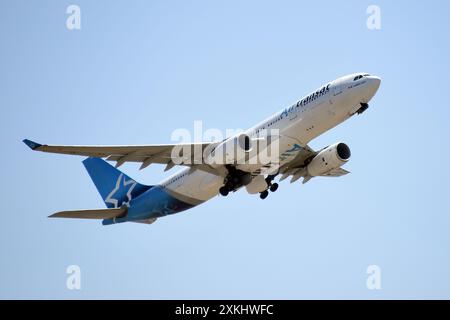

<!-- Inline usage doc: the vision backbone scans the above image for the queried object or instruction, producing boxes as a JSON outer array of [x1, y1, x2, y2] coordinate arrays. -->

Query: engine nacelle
[[245, 175, 268, 194], [206, 133, 251, 167], [306, 142, 351, 176]]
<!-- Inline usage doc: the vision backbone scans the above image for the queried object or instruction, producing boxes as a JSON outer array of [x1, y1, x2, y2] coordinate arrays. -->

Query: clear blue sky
[[1, 0, 450, 299]]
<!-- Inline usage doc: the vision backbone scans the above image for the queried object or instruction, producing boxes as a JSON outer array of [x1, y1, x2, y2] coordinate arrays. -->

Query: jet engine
[[206, 133, 252, 167], [306, 142, 351, 176]]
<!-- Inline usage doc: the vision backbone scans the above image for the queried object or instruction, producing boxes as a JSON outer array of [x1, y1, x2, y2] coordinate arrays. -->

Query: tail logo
[[105, 173, 137, 208]]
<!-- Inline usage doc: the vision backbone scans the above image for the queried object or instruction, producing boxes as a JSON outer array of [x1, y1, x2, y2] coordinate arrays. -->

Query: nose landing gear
[[356, 102, 369, 115]]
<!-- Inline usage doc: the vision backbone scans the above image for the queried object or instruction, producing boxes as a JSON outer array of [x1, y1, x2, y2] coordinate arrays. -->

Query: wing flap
[[49, 207, 127, 219], [322, 167, 350, 177]]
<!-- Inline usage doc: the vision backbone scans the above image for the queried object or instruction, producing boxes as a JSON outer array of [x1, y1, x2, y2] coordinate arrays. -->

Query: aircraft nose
[[367, 75, 381, 91], [363, 75, 381, 101]]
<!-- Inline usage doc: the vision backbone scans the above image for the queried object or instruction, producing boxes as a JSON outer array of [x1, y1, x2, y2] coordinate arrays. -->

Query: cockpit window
[[354, 74, 371, 81]]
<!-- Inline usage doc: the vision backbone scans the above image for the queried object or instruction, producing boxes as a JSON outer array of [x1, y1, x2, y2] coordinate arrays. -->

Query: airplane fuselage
[[117, 73, 381, 224]]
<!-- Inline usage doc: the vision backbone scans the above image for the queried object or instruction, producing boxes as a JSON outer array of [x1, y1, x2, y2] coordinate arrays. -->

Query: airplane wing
[[277, 145, 316, 181], [23, 139, 222, 174], [23, 139, 347, 182]]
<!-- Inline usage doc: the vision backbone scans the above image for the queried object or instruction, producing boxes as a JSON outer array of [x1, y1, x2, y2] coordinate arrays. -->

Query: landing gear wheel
[[260, 190, 269, 200], [219, 186, 229, 197], [269, 183, 279, 192]]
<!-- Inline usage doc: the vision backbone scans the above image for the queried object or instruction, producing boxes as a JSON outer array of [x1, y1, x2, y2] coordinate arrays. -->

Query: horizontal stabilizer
[[49, 207, 127, 219]]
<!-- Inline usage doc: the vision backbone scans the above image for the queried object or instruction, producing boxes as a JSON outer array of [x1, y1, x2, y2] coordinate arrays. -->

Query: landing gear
[[356, 102, 369, 115], [220, 168, 280, 199], [266, 175, 279, 193], [269, 183, 279, 192], [258, 175, 279, 200], [219, 166, 252, 197], [219, 186, 229, 197]]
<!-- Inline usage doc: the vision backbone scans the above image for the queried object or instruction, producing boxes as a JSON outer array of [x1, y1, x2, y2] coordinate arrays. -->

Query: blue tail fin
[[83, 158, 152, 208]]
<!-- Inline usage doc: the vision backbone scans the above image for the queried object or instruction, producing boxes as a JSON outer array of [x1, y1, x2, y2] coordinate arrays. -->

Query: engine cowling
[[306, 142, 351, 176], [206, 133, 251, 167]]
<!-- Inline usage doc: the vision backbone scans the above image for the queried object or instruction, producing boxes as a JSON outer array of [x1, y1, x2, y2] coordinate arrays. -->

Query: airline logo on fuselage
[[296, 84, 330, 108], [281, 84, 331, 117]]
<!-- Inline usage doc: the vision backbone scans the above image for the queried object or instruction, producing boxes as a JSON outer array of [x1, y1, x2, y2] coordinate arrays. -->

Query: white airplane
[[24, 73, 381, 225]]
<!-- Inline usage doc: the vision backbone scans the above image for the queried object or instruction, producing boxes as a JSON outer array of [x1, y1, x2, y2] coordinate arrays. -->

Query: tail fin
[[83, 158, 152, 208]]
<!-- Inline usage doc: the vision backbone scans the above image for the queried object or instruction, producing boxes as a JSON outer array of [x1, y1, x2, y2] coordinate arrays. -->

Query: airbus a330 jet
[[24, 73, 381, 225]]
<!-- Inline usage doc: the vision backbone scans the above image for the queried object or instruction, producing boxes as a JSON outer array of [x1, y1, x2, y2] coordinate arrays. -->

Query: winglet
[[23, 139, 42, 150]]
